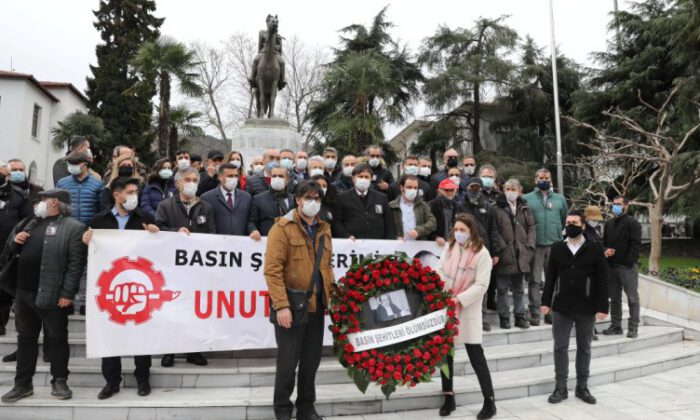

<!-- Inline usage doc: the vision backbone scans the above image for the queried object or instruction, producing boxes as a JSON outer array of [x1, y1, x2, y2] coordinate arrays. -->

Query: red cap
[[438, 179, 458, 190]]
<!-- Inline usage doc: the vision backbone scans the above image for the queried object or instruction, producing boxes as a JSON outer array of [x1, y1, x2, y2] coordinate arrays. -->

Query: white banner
[[86, 230, 442, 358], [347, 309, 448, 352]]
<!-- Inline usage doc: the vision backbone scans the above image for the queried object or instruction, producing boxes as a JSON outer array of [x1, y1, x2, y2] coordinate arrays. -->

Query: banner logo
[[95, 257, 180, 325]]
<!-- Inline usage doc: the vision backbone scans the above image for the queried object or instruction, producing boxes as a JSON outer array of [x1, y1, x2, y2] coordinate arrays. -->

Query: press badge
[[547, 201, 553, 209], [479, 208, 487, 214], [46, 224, 58, 236], [375, 205, 383, 214], [0, 200, 6, 210], [197, 215, 207, 224], [372, 175, 377, 181], [327, 211, 334, 221]]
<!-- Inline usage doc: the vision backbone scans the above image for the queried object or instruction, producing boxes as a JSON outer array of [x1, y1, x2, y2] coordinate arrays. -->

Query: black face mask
[[565, 225, 583, 239], [118, 166, 134, 177], [440, 195, 454, 206], [466, 191, 481, 203], [446, 157, 458, 168]]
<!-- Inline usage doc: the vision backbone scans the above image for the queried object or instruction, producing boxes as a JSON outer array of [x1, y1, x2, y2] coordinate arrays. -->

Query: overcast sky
[[0, 0, 630, 136]]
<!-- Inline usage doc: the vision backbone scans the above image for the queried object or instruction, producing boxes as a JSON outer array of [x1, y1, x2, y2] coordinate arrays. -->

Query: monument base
[[230, 118, 303, 168]]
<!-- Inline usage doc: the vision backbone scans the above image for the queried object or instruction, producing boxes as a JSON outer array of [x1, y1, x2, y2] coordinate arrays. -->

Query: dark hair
[[403, 155, 418, 163], [295, 180, 325, 200], [567, 210, 586, 224], [352, 163, 373, 177], [111, 177, 140, 193], [613, 195, 629, 204], [70, 135, 89, 150], [174, 149, 190, 158], [310, 174, 336, 204], [148, 158, 171, 183], [218, 163, 239, 175], [190, 154, 202, 163], [399, 174, 419, 186], [449, 213, 485, 252]]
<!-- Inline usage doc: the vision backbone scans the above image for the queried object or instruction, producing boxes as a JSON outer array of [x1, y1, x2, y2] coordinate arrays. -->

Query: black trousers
[[14, 292, 70, 387], [552, 311, 595, 389], [102, 355, 152, 385], [273, 309, 325, 419], [440, 344, 495, 399]]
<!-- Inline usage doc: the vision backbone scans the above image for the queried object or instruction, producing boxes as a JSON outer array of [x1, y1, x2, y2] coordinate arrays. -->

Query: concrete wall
[[639, 273, 700, 338]]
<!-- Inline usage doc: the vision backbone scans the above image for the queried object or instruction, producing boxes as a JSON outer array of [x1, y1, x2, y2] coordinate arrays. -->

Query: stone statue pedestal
[[230, 119, 303, 169]]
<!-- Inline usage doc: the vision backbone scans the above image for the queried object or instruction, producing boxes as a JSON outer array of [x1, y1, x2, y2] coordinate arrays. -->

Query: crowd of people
[[0, 135, 642, 420]]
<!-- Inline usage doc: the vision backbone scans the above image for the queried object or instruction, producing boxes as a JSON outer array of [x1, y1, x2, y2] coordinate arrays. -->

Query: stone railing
[[639, 273, 700, 339]]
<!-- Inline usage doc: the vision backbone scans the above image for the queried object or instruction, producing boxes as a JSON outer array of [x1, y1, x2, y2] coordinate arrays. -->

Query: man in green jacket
[[522, 168, 568, 326], [0, 189, 87, 403], [389, 174, 437, 240]]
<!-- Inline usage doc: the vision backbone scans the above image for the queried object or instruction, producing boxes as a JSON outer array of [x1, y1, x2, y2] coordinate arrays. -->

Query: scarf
[[442, 244, 478, 314]]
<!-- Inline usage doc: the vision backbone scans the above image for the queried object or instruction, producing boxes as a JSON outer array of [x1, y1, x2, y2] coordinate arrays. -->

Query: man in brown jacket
[[264, 180, 336, 420]]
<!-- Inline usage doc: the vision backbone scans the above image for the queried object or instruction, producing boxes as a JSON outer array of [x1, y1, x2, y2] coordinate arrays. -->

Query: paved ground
[[327, 361, 700, 420]]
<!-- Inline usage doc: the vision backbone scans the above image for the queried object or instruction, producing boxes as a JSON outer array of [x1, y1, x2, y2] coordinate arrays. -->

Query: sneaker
[[51, 378, 72, 400], [548, 388, 568, 404], [1, 385, 33, 403], [602, 326, 623, 335]]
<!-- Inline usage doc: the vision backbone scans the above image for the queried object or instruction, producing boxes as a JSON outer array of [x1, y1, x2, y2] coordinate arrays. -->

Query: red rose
[[406, 364, 415, 372], [413, 349, 422, 358], [344, 343, 354, 353], [332, 313, 341, 322], [368, 358, 376, 366], [422, 351, 431, 360], [386, 364, 394, 372], [393, 354, 401, 363], [393, 371, 402, 381], [403, 355, 411, 364]]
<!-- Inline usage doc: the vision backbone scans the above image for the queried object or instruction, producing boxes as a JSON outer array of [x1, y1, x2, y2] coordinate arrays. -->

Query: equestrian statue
[[249, 14, 286, 119]]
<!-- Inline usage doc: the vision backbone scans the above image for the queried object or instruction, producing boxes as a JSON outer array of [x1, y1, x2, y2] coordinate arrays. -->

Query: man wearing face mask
[[301, 156, 326, 194], [322, 147, 340, 183], [154, 167, 213, 368], [56, 151, 105, 225], [173, 150, 192, 173], [248, 165, 296, 240], [83, 178, 159, 399], [333, 164, 395, 240], [52, 135, 91, 186], [430, 148, 461, 190], [0, 189, 87, 403], [7, 159, 44, 204], [477, 165, 501, 206], [202, 164, 253, 236], [541, 211, 609, 406], [428, 179, 466, 247], [387, 155, 433, 202], [463, 156, 477, 178], [293, 150, 309, 182], [279, 149, 297, 181], [418, 157, 433, 184], [332, 155, 356, 193], [196, 150, 225, 197], [389, 174, 436, 241], [523, 168, 568, 326], [364, 145, 394, 193], [583, 206, 604, 244], [246, 148, 281, 197], [602, 196, 641, 339]]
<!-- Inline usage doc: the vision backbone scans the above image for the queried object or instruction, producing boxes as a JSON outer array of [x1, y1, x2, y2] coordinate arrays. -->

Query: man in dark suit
[[387, 155, 433, 202], [201, 164, 253, 236], [247, 165, 295, 238], [333, 164, 395, 240]]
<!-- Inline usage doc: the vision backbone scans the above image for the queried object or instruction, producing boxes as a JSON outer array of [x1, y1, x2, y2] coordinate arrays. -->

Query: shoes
[[499, 318, 511, 329], [592, 333, 599, 341], [439, 393, 456, 416], [275, 413, 292, 420], [514, 318, 530, 329], [2, 350, 17, 362], [602, 326, 623, 335], [477, 396, 497, 419], [548, 388, 568, 404], [186, 352, 208, 366], [544, 313, 553, 325], [575, 387, 596, 404], [627, 329, 638, 339], [297, 406, 323, 420], [529, 316, 540, 327], [137, 381, 151, 397], [51, 378, 72, 400], [161, 354, 175, 367], [1, 385, 33, 403], [482, 321, 491, 332], [97, 382, 120, 400]]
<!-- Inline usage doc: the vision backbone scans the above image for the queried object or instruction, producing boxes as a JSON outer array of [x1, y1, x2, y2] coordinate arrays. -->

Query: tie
[[227, 192, 233, 210]]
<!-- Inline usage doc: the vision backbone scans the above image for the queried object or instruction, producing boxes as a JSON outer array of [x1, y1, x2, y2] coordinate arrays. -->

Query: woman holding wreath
[[436, 213, 496, 419]]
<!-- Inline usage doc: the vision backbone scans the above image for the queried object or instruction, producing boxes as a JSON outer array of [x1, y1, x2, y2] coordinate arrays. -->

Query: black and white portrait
[[369, 290, 412, 324]]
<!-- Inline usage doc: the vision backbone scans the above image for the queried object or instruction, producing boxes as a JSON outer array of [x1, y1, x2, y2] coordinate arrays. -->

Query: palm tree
[[51, 111, 107, 152], [130, 35, 202, 157], [166, 105, 205, 152]]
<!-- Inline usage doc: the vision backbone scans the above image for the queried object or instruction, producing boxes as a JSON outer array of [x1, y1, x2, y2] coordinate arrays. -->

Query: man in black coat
[[332, 155, 356, 193], [201, 164, 253, 236], [333, 164, 395, 240], [387, 155, 433, 202], [196, 150, 225, 196], [541, 211, 609, 406], [429, 148, 460, 190], [245, 148, 280, 197], [602, 196, 642, 338], [52, 136, 91, 186], [428, 179, 466, 246], [83, 178, 160, 399], [7, 159, 44, 205], [247, 165, 295, 238], [364, 145, 394, 194]]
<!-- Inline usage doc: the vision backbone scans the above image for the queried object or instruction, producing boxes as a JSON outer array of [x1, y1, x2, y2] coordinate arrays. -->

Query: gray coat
[[490, 195, 536, 275], [201, 188, 253, 236]]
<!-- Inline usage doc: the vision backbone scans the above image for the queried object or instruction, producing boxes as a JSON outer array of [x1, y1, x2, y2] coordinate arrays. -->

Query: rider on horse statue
[[249, 17, 286, 91]]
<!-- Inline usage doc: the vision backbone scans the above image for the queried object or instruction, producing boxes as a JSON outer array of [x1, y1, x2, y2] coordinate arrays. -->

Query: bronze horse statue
[[254, 15, 282, 119]]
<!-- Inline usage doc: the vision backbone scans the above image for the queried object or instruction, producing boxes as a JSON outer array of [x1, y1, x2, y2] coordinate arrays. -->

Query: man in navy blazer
[[201, 164, 253, 236]]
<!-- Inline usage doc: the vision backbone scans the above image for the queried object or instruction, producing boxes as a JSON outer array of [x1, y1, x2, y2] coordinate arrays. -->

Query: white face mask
[[403, 188, 418, 201], [301, 199, 321, 218], [342, 166, 355, 177], [280, 158, 294, 170], [309, 168, 324, 177], [177, 159, 191, 170], [224, 177, 238, 191], [34, 200, 49, 218], [354, 178, 371, 192], [464, 165, 476, 176], [229, 159, 241, 168], [296, 158, 308, 170], [588, 220, 599, 228], [67, 164, 83, 175], [419, 167, 431, 177], [505, 191, 519, 202], [252, 164, 264, 174], [404, 165, 419, 176], [270, 177, 286, 191], [182, 182, 198, 197], [321, 187, 328, 196], [123, 194, 138, 211], [158, 169, 173, 179], [449, 176, 461, 185], [324, 158, 337, 169], [455, 231, 470, 245], [368, 157, 380, 168]]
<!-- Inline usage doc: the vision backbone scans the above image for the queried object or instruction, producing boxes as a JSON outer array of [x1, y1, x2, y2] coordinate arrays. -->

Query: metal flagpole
[[549, 0, 564, 195]]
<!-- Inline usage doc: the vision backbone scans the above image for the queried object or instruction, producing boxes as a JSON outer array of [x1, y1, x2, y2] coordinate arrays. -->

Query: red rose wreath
[[330, 253, 459, 398]]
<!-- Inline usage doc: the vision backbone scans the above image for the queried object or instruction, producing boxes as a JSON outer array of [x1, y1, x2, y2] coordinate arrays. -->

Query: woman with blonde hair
[[99, 154, 144, 211], [436, 212, 496, 419]]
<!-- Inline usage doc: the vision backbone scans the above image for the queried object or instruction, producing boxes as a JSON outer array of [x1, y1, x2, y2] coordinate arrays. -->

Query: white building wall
[[44, 87, 87, 187]]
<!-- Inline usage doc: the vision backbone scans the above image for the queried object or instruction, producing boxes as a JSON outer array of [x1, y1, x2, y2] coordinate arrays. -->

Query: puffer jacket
[[522, 188, 568, 246], [264, 209, 336, 313], [388, 196, 437, 239], [56, 174, 105, 224], [140, 178, 176, 217], [490, 195, 536, 275]]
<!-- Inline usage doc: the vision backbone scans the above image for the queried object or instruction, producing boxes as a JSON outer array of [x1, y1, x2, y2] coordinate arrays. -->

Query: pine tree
[[85, 0, 163, 166]]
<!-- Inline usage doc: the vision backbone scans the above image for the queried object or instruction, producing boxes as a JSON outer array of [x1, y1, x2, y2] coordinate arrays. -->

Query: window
[[31, 104, 41, 138]]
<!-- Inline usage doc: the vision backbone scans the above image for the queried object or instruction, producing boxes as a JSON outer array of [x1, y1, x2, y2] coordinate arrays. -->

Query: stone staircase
[[1, 308, 699, 420]]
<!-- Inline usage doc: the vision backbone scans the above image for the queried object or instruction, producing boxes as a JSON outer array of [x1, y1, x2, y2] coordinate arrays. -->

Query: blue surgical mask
[[280, 158, 294, 170], [481, 176, 495, 189], [10, 171, 26, 183], [612, 204, 624, 216]]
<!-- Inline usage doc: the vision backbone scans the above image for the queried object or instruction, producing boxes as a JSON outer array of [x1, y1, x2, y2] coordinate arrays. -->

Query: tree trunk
[[648, 199, 664, 275], [158, 71, 171, 158], [472, 83, 482, 155]]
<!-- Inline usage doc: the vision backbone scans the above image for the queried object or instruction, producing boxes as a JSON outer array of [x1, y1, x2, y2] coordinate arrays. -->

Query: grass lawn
[[639, 255, 700, 271]]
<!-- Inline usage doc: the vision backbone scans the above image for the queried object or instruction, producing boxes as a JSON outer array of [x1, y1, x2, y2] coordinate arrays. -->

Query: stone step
[[1, 340, 698, 420], [0, 325, 679, 389]]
